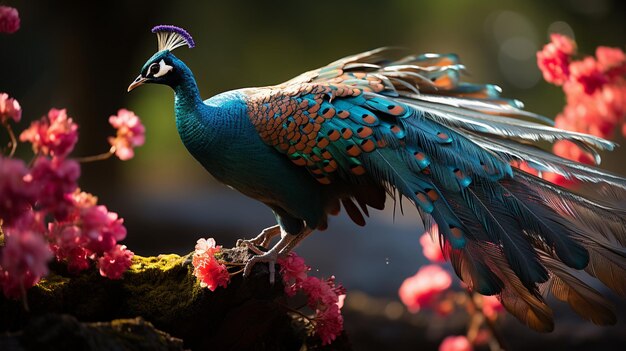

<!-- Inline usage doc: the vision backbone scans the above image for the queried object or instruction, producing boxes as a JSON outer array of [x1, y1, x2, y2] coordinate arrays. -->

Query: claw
[[243, 249, 279, 284]]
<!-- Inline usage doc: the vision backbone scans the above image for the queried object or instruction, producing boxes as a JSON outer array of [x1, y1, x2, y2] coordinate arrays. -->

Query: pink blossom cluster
[[1, 101, 139, 299], [0, 6, 19, 34], [536, 34, 626, 186], [278, 252, 346, 345], [398, 264, 452, 313], [191, 238, 230, 291], [419, 232, 445, 263], [0, 93, 21, 124], [108, 109, 146, 161], [402, 229, 505, 350]]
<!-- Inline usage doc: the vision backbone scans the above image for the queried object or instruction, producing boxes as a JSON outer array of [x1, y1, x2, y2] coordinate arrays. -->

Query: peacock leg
[[249, 224, 281, 248], [237, 224, 281, 254], [243, 230, 296, 284], [279, 228, 313, 255]]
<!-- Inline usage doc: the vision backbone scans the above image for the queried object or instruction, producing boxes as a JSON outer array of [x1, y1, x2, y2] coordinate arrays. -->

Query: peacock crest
[[151, 25, 195, 52]]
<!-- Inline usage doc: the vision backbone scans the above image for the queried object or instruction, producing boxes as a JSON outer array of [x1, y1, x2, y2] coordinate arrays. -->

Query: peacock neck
[[172, 67, 218, 155]]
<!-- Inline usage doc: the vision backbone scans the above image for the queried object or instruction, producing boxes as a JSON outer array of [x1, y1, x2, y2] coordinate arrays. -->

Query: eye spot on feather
[[322, 159, 337, 173], [425, 188, 439, 201], [387, 104, 406, 116], [361, 113, 377, 124], [341, 128, 353, 139], [321, 107, 335, 119], [308, 103, 320, 113], [337, 110, 350, 119], [290, 155, 306, 166], [356, 126, 373, 138], [359, 139, 376, 152], [437, 132, 451, 141], [327, 129, 341, 141], [350, 165, 366, 175], [414, 152, 426, 161], [346, 144, 361, 157], [317, 136, 330, 149]]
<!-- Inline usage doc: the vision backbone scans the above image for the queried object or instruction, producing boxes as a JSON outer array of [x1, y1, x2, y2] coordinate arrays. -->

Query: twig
[[464, 290, 508, 351], [75, 148, 114, 162], [5, 123, 17, 157]]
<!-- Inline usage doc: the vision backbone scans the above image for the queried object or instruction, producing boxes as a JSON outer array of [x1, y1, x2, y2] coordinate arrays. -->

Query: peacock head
[[128, 25, 195, 92]]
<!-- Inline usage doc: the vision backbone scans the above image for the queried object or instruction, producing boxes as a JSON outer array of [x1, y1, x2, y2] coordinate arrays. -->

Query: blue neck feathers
[[169, 57, 217, 155]]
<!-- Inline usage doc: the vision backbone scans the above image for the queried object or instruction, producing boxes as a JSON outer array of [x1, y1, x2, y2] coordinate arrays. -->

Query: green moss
[[38, 274, 70, 294], [129, 254, 189, 273], [124, 253, 203, 324]]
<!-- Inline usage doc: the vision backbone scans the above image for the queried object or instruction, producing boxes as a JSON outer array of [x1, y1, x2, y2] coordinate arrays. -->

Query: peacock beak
[[127, 75, 148, 92]]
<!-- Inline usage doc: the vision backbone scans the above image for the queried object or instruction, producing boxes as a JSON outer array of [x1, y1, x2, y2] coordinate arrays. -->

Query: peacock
[[128, 25, 626, 331]]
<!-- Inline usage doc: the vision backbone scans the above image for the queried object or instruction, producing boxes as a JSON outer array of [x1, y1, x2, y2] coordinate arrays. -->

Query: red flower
[[192, 238, 230, 291], [314, 303, 344, 345], [0, 156, 36, 226], [0, 93, 21, 123], [108, 109, 145, 161], [399, 264, 452, 313], [0, 228, 52, 299], [419, 232, 445, 263], [97, 244, 134, 279], [0, 6, 19, 34], [277, 252, 309, 296], [20, 108, 78, 158], [439, 335, 473, 351], [536, 34, 576, 86]]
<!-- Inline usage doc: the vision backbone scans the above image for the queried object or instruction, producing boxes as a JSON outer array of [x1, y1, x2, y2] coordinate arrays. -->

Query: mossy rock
[[0, 248, 350, 350]]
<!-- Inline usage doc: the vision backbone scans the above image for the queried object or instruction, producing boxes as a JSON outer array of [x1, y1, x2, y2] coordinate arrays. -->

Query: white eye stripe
[[153, 59, 173, 78]]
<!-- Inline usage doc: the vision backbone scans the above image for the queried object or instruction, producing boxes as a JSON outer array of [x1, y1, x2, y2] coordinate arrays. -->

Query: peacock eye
[[149, 64, 160, 75]]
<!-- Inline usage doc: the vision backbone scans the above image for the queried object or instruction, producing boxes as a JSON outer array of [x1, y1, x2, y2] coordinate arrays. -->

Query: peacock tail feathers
[[243, 47, 626, 331]]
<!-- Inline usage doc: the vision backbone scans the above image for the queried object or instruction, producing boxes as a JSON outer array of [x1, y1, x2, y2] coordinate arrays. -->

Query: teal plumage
[[129, 26, 626, 331]]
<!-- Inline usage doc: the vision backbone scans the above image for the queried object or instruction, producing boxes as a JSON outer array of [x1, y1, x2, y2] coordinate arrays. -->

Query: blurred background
[[1, 0, 625, 349]]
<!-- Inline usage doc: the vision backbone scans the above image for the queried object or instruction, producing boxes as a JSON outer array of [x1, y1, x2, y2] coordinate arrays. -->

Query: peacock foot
[[236, 225, 281, 254], [243, 231, 296, 284]]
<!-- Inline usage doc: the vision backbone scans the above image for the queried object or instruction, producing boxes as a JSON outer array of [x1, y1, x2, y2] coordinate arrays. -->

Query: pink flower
[[47, 223, 91, 272], [481, 295, 504, 319], [192, 238, 230, 291], [97, 244, 134, 279], [0, 157, 36, 226], [536, 34, 576, 86], [314, 303, 344, 345], [277, 252, 309, 296], [0, 93, 21, 123], [29, 156, 80, 220], [568, 57, 608, 95], [302, 276, 345, 310], [420, 232, 445, 263], [0, 228, 52, 299], [20, 108, 78, 158], [550, 33, 576, 55], [439, 335, 473, 351], [0, 6, 19, 34], [596, 46, 626, 76], [80, 205, 127, 254], [398, 264, 452, 313], [108, 109, 145, 161]]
